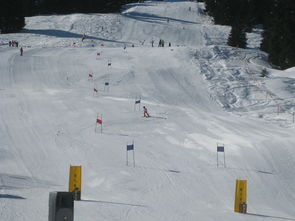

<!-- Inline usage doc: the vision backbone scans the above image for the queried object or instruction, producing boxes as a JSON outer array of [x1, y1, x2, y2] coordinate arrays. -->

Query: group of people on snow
[[158, 39, 165, 47], [9, 41, 19, 47], [158, 39, 171, 47], [8, 40, 23, 56]]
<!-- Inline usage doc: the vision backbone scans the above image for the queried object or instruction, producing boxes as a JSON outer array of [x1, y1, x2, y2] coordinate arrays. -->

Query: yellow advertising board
[[69, 165, 82, 200], [234, 179, 247, 213]]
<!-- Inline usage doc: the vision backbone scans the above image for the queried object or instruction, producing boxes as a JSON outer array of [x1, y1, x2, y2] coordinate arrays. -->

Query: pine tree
[[261, 0, 295, 69], [227, 25, 247, 48], [0, 0, 25, 33]]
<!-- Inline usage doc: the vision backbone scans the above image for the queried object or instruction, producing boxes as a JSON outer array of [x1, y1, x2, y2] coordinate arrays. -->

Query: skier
[[143, 106, 150, 118], [81, 34, 86, 42], [20, 47, 23, 56]]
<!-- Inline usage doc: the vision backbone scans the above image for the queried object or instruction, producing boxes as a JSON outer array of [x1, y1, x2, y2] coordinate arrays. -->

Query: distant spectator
[[81, 34, 86, 42]]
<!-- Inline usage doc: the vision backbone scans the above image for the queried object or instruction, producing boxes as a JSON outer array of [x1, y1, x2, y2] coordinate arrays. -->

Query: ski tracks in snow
[[195, 45, 295, 123]]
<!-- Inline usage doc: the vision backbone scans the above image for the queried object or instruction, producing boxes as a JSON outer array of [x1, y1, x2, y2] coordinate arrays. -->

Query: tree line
[[203, 0, 295, 69], [1, 0, 294, 69], [0, 0, 137, 34]]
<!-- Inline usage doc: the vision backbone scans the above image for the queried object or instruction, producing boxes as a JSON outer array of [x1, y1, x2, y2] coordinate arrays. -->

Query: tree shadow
[[0, 194, 26, 199], [136, 165, 181, 174], [81, 199, 147, 207], [246, 213, 295, 220], [122, 12, 199, 25], [226, 166, 274, 175], [22, 29, 127, 44]]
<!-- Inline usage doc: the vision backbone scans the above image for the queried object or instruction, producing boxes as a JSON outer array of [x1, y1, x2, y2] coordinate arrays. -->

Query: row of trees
[[0, 0, 25, 33], [2, 0, 294, 69], [1, 0, 137, 34], [29, 0, 134, 15], [204, 0, 295, 69], [23, 0, 139, 15]]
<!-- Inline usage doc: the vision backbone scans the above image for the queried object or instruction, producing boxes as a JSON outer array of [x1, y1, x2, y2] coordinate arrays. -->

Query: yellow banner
[[69, 166, 82, 197], [234, 179, 247, 213]]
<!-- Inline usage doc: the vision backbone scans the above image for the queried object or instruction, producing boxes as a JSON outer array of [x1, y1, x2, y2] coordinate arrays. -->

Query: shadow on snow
[[122, 12, 199, 25], [81, 199, 147, 208], [246, 213, 295, 221], [22, 29, 128, 44], [0, 194, 26, 200]]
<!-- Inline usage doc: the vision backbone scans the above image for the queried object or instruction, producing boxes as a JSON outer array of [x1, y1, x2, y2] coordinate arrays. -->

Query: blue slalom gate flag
[[217, 146, 224, 152], [135, 99, 141, 104], [105, 82, 109, 86], [127, 144, 134, 151]]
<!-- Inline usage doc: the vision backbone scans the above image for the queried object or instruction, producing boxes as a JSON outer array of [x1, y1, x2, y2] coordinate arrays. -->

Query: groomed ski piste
[[1, 0, 295, 220]]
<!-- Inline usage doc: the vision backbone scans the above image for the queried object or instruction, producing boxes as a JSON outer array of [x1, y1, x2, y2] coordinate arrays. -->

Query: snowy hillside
[[1, 1, 295, 221]]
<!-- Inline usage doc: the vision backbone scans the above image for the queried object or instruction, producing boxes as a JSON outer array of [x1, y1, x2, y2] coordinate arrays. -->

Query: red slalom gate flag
[[96, 119, 102, 124], [94, 88, 98, 93]]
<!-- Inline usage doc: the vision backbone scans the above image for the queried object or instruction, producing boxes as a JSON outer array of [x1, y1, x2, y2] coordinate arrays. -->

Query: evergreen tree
[[204, 0, 295, 68], [0, 0, 25, 33], [38, 0, 130, 14], [261, 0, 295, 69], [227, 25, 247, 48]]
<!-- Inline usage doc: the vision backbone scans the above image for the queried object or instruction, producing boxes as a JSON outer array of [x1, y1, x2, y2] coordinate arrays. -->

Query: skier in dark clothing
[[20, 47, 23, 56]]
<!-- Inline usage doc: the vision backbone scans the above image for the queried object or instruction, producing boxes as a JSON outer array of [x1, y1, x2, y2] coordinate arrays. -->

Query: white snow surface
[[1, 1, 295, 220]]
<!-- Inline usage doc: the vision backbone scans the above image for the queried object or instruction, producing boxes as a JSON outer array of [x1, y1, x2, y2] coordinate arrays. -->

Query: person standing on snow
[[20, 47, 23, 56], [81, 34, 86, 42], [143, 106, 150, 117]]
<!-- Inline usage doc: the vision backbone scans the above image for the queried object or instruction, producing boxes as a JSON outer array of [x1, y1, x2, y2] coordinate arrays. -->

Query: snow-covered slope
[[1, 1, 295, 221]]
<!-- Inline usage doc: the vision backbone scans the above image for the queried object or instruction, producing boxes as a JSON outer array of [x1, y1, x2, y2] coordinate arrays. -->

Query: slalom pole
[[126, 142, 128, 166], [95, 114, 98, 133], [217, 151, 218, 168], [224, 148, 226, 168], [133, 140, 135, 167], [100, 114, 103, 133]]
